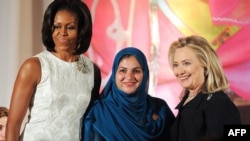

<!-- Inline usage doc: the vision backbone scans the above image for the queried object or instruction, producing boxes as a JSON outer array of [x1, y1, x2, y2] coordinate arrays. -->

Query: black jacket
[[170, 91, 241, 141]]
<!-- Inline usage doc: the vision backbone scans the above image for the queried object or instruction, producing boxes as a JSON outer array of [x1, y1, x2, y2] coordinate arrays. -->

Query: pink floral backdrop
[[83, 0, 250, 114]]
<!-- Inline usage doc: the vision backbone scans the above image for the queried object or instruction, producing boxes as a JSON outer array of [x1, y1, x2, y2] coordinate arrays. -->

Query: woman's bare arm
[[6, 57, 41, 141]]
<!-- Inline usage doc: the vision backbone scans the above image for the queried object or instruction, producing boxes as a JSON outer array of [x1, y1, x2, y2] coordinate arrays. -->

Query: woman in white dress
[[6, 0, 101, 140]]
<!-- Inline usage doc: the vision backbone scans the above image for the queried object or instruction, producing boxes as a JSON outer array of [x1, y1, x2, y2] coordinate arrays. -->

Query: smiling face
[[52, 10, 78, 53], [172, 46, 205, 92], [115, 55, 144, 94]]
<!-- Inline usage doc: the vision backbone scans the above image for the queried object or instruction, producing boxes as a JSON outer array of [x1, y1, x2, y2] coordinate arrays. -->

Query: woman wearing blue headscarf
[[82, 47, 175, 141]]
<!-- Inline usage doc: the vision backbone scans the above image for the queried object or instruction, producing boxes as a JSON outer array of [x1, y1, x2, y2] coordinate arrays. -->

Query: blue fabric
[[83, 47, 172, 141]]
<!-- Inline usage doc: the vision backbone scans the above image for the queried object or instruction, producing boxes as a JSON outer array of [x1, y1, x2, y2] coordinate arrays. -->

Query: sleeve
[[81, 105, 105, 141], [152, 97, 176, 141], [81, 108, 94, 141]]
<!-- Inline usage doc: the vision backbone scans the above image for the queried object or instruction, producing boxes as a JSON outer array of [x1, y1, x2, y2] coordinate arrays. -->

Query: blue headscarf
[[83, 47, 171, 141]]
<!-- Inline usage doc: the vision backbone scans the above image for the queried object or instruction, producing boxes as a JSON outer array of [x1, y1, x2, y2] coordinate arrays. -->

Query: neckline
[[47, 50, 78, 64]]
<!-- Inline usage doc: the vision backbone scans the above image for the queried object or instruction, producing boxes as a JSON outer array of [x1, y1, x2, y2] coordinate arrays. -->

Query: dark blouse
[[170, 91, 241, 141]]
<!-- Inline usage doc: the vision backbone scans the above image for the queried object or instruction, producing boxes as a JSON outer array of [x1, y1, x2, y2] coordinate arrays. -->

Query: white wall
[[0, 0, 52, 108], [0, 0, 11, 107]]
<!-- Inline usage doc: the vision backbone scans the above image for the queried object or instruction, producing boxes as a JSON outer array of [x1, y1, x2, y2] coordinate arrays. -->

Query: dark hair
[[0, 107, 8, 117], [42, 0, 92, 55]]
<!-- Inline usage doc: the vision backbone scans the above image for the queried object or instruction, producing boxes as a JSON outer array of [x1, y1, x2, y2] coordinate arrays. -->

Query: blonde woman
[[168, 35, 241, 141]]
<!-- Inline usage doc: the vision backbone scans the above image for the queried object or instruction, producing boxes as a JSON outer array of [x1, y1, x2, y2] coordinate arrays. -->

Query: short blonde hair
[[168, 35, 229, 93]]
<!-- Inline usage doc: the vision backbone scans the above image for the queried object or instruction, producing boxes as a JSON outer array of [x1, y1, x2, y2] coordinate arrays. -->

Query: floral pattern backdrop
[[83, 0, 250, 113]]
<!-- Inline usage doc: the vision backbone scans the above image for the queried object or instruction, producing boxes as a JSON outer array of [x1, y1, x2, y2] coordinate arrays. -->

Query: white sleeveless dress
[[21, 50, 94, 141]]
